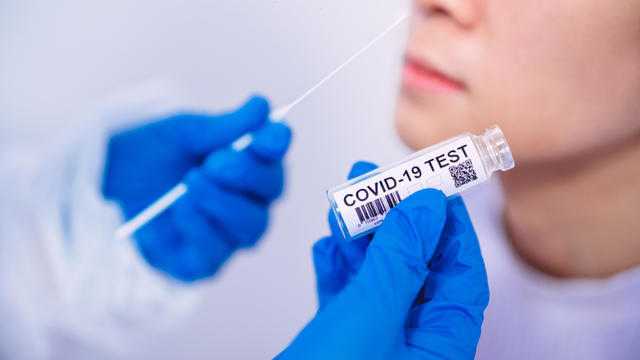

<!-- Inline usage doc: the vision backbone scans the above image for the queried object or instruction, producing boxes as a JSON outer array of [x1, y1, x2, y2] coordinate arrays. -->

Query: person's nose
[[414, 0, 479, 29]]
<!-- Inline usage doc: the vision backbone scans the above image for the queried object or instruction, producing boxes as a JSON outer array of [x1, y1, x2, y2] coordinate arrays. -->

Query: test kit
[[327, 125, 515, 241]]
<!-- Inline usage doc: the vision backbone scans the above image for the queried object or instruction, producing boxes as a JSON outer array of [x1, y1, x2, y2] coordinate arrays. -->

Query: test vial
[[327, 125, 515, 241]]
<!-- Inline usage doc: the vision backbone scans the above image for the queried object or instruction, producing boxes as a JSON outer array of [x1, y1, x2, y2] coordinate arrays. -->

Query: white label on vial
[[332, 136, 488, 238]]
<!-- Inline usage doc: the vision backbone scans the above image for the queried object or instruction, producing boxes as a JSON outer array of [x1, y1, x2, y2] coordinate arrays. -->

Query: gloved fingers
[[200, 147, 285, 203], [247, 122, 292, 162], [327, 210, 370, 273], [347, 160, 378, 181], [170, 196, 238, 281], [279, 190, 448, 359], [163, 95, 270, 156], [134, 213, 184, 277], [154, 241, 233, 283], [405, 196, 489, 359], [183, 170, 269, 248], [312, 236, 351, 309], [312, 214, 372, 309], [329, 161, 378, 270], [172, 242, 232, 282], [312, 161, 378, 306], [350, 189, 448, 316], [135, 210, 234, 282], [156, 241, 233, 282]]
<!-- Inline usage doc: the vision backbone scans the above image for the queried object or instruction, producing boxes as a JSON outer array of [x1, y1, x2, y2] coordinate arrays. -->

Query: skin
[[395, 0, 640, 278]]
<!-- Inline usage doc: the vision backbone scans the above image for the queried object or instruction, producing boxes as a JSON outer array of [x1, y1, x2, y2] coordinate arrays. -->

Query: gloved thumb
[[162, 95, 270, 155], [279, 189, 449, 358], [350, 188, 448, 319]]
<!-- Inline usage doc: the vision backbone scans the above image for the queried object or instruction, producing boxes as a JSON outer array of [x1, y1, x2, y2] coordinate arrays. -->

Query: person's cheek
[[478, 0, 640, 164]]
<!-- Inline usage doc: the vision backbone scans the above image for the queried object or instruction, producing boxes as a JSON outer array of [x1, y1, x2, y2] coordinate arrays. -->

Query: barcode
[[355, 191, 402, 224]]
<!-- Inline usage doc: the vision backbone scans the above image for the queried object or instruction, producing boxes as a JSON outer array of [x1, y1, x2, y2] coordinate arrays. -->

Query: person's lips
[[402, 57, 465, 94]]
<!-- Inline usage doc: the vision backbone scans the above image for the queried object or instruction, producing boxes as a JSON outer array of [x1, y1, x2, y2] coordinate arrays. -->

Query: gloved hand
[[103, 96, 291, 282], [278, 161, 489, 359]]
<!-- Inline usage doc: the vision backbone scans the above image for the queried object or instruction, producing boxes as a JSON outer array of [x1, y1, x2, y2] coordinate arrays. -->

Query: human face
[[395, 0, 640, 164]]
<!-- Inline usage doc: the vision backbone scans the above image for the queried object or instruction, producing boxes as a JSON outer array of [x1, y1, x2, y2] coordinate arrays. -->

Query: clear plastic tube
[[326, 125, 515, 241]]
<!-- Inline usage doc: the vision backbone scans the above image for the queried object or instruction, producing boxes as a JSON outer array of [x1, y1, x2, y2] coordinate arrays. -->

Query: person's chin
[[395, 95, 442, 151], [394, 90, 472, 151]]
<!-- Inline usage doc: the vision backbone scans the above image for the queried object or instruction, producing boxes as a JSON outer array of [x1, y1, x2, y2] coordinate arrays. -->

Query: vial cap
[[485, 125, 515, 171]]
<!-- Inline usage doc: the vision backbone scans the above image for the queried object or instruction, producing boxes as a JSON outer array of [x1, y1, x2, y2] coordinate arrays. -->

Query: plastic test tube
[[326, 125, 515, 241]]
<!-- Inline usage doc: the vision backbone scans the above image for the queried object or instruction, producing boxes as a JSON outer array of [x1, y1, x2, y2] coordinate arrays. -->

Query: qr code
[[450, 159, 478, 188]]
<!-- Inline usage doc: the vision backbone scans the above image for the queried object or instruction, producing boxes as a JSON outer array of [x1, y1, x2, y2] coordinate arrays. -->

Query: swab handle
[[114, 183, 188, 240], [231, 133, 254, 151]]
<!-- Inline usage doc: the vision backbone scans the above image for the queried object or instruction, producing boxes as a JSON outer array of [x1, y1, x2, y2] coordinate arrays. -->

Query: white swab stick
[[114, 11, 410, 240], [114, 183, 188, 240], [114, 107, 287, 241], [281, 10, 409, 113]]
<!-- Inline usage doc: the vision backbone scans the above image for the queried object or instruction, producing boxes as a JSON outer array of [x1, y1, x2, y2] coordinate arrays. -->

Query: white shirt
[[0, 82, 199, 359], [465, 180, 640, 360]]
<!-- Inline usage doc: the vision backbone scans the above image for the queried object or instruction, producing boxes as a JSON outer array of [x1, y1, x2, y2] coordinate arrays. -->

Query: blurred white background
[[0, 0, 410, 358]]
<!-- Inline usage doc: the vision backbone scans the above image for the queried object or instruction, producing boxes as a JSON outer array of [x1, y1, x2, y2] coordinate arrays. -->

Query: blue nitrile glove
[[278, 161, 489, 359], [103, 96, 292, 282]]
